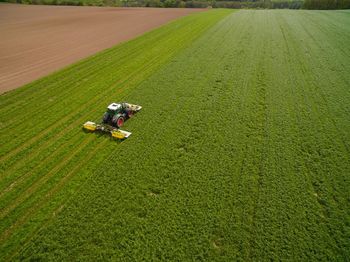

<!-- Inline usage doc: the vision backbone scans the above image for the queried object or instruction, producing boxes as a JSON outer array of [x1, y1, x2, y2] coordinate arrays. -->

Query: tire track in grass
[[162, 11, 265, 258], [0, 75, 146, 215], [0, 32, 183, 166], [0, 39, 185, 194], [0, 129, 83, 200], [0, 12, 222, 164], [251, 12, 329, 259], [0, 137, 109, 256], [0, 50, 162, 162], [0, 10, 233, 259], [1, 141, 114, 258], [222, 11, 269, 259], [293, 14, 350, 154], [94, 24, 242, 260], [13, 10, 350, 260], [245, 12, 271, 259], [0, 136, 101, 238], [0, 33, 209, 184], [12, 12, 243, 260], [0, 51, 180, 219], [297, 13, 350, 91], [19, 10, 266, 260], [274, 11, 347, 258], [0, 135, 95, 221], [0, 15, 190, 110], [0, 53, 160, 179], [277, 12, 330, 258], [0, 11, 219, 125], [4, 140, 109, 261], [0, 25, 160, 109], [281, 14, 350, 257], [283, 11, 349, 200], [0, 12, 219, 159], [242, 11, 341, 260], [204, 13, 266, 258]]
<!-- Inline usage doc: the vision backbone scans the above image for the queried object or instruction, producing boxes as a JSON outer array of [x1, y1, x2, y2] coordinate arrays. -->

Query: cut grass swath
[[15, 10, 350, 261], [0, 9, 232, 260]]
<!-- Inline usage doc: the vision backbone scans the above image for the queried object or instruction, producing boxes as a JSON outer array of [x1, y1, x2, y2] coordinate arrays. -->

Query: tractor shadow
[[82, 128, 124, 144]]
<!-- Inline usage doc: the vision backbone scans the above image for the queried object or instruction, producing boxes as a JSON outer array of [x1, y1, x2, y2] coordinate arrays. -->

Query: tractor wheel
[[102, 112, 110, 124], [117, 117, 124, 127], [112, 115, 124, 127]]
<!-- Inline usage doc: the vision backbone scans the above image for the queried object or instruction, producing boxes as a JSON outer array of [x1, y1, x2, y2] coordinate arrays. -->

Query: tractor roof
[[107, 103, 121, 111]]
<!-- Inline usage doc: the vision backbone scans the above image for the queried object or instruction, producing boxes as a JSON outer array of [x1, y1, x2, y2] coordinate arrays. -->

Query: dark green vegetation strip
[[0, 9, 232, 260], [2, 9, 350, 260]]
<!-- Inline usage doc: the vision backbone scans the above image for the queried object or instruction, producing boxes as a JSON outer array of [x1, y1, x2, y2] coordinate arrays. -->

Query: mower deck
[[83, 102, 141, 140], [83, 121, 132, 139]]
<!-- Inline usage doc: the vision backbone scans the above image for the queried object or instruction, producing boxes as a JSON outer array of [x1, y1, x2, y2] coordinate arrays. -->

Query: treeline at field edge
[[2, 0, 350, 9]]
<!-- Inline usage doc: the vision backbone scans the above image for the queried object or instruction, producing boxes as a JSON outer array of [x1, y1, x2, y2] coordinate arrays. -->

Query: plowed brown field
[[0, 4, 202, 93]]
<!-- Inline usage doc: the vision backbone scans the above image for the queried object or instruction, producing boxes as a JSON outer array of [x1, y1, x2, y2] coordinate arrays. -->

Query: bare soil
[[0, 4, 202, 93]]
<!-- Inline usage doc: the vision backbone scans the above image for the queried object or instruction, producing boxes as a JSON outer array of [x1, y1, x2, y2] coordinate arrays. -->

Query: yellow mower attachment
[[111, 129, 132, 139], [83, 121, 97, 131], [83, 121, 132, 140], [83, 102, 141, 140]]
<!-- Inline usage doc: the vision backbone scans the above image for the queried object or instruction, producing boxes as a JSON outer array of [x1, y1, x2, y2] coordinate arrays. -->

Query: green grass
[[0, 9, 232, 260], [1, 9, 350, 261]]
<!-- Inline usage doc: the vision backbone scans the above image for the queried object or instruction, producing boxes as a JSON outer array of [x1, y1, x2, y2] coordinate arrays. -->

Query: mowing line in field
[[0, 135, 95, 223], [0, 10, 233, 259], [0, 11, 228, 159], [4, 138, 109, 261], [0, 53, 162, 180], [1, 12, 219, 167], [0, 137, 109, 251], [0, 51, 187, 214], [14, 10, 349, 261], [0, 11, 231, 166]]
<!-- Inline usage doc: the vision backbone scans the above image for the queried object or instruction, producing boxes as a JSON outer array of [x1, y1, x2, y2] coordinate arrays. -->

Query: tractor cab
[[103, 102, 130, 128], [107, 103, 122, 113]]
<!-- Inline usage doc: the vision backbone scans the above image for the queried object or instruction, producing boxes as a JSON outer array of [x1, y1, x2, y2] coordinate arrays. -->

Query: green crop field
[[1, 9, 350, 261]]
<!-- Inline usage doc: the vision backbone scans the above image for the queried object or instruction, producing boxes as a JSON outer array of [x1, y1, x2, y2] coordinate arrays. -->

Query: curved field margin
[[0, 9, 232, 260], [0, 4, 204, 93]]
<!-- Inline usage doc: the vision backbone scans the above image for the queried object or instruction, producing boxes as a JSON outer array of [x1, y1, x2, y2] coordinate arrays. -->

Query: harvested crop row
[[0, 10, 232, 260], [0, 4, 203, 93], [0, 11, 225, 158], [15, 10, 350, 261]]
